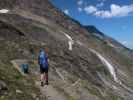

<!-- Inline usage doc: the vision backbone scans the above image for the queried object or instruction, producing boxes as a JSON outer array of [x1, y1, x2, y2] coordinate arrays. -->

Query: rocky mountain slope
[[84, 25, 133, 59], [0, 0, 133, 100]]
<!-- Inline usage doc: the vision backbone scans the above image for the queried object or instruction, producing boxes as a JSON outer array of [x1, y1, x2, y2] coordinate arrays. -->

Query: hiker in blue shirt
[[38, 49, 49, 86]]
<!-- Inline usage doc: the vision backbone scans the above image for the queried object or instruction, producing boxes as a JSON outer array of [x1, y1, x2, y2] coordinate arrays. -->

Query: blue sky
[[50, 0, 133, 49]]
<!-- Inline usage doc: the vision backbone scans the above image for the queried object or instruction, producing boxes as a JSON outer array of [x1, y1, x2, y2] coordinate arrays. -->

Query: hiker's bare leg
[[43, 73, 46, 80], [41, 74, 44, 82], [40, 73, 45, 86]]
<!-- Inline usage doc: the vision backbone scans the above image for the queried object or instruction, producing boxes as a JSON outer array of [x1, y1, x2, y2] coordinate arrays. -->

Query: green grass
[[69, 96, 79, 100], [81, 80, 104, 99], [0, 61, 41, 100], [0, 40, 43, 100]]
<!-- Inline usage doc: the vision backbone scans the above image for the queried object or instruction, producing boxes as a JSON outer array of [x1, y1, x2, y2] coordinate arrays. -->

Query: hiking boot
[[41, 81, 44, 87], [45, 81, 49, 85]]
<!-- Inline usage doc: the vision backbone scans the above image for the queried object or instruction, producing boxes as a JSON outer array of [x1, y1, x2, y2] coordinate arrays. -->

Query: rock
[[0, 96, 5, 99], [0, 37, 4, 40], [16, 89, 23, 94], [0, 80, 8, 95], [41, 42, 46, 46], [36, 97, 39, 100], [18, 48, 30, 56], [31, 93, 37, 98], [0, 80, 8, 91]]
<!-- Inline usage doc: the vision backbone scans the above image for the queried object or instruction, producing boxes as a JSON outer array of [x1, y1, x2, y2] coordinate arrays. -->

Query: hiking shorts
[[40, 64, 48, 74]]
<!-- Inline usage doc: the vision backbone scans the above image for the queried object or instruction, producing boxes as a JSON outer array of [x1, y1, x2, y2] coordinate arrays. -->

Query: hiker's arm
[[46, 55, 50, 63], [48, 58, 50, 63]]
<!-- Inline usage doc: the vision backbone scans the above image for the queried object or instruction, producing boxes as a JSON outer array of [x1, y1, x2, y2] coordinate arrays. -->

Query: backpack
[[21, 64, 29, 74], [39, 51, 48, 68]]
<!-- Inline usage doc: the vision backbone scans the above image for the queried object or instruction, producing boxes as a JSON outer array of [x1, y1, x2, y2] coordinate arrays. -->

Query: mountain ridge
[[0, 0, 133, 100]]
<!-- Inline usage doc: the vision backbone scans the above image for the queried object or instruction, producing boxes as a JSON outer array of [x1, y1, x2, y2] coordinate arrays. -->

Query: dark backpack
[[39, 52, 48, 68], [21, 64, 29, 74]]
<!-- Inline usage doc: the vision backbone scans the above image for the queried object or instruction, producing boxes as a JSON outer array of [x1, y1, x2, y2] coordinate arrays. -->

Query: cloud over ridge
[[81, 3, 133, 18]]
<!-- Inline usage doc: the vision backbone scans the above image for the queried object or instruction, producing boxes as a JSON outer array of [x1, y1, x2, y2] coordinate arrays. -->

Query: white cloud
[[111, 4, 131, 17], [77, 0, 83, 5], [84, 4, 133, 18], [84, 5, 97, 14], [94, 10, 112, 18], [78, 7, 83, 12], [64, 9, 69, 15], [100, 4, 133, 18]]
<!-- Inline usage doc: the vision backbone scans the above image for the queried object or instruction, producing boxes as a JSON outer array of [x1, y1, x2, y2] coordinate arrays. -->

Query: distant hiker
[[38, 49, 49, 86], [30, 48, 35, 62], [30, 48, 35, 59]]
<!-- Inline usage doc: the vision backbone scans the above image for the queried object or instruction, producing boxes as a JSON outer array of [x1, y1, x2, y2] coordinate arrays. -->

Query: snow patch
[[89, 49, 118, 82], [77, 41, 133, 93], [71, 79, 80, 87], [107, 42, 116, 48], [55, 67, 66, 83], [61, 31, 74, 51], [76, 41, 118, 82], [89, 49, 133, 93], [76, 41, 83, 46], [108, 43, 115, 48], [64, 33, 73, 42], [0, 9, 9, 13]]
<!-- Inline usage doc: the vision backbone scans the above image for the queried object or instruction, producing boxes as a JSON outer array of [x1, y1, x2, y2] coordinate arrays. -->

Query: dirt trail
[[36, 81, 67, 100], [11, 59, 68, 100]]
